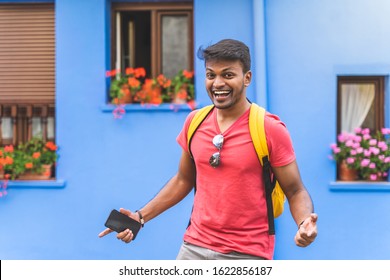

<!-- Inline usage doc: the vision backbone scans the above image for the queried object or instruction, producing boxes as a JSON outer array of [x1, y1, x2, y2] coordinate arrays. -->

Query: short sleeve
[[264, 113, 296, 167], [176, 109, 199, 153]]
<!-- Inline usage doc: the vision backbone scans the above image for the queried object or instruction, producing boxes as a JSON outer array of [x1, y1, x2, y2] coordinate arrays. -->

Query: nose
[[213, 75, 225, 88]]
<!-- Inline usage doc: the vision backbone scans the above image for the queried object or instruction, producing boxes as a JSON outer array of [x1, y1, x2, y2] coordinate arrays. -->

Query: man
[[99, 39, 318, 260]]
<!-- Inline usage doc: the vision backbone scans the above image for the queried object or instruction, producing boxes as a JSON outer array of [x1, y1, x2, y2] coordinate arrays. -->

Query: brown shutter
[[0, 3, 55, 104]]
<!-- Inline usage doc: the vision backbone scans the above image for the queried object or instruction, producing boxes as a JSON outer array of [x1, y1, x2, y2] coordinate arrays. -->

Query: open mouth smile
[[213, 90, 231, 100]]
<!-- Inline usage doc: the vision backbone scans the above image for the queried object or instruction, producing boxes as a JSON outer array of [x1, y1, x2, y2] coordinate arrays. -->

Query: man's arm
[[138, 150, 196, 223], [272, 160, 318, 247], [98, 150, 196, 242]]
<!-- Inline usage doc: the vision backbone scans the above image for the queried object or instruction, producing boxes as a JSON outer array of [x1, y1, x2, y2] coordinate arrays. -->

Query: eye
[[224, 72, 235, 79], [206, 72, 215, 79]]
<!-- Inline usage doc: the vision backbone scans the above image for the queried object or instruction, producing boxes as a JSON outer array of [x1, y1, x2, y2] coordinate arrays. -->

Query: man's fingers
[[98, 228, 113, 238], [117, 229, 134, 243], [310, 213, 318, 223], [120, 208, 132, 216]]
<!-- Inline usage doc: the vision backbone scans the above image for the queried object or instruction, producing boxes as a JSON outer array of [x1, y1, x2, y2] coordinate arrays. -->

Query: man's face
[[205, 59, 251, 110]]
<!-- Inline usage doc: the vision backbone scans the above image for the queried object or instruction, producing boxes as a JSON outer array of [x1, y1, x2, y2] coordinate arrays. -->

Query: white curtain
[[341, 84, 375, 133], [32, 117, 55, 139], [1, 117, 12, 138]]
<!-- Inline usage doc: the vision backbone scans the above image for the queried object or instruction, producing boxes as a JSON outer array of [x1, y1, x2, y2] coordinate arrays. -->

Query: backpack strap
[[249, 104, 268, 164], [186, 105, 214, 228], [249, 103, 276, 235], [187, 104, 214, 159]]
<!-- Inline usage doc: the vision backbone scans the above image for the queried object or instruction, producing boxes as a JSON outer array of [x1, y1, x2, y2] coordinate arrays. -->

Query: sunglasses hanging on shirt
[[209, 134, 224, 168]]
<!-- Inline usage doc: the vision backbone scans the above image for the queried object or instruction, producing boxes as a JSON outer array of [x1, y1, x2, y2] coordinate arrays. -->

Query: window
[[337, 76, 385, 134], [0, 3, 56, 147], [111, 2, 193, 80]]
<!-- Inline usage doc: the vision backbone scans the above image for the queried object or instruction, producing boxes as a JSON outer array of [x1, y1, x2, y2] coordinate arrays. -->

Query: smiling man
[[99, 39, 318, 260]]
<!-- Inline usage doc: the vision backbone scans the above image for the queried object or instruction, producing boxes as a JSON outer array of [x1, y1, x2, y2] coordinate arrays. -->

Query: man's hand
[[98, 208, 138, 243], [294, 213, 318, 247]]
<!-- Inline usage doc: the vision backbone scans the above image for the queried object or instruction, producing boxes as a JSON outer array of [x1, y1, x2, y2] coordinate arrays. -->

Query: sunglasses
[[209, 134, 224, 168]]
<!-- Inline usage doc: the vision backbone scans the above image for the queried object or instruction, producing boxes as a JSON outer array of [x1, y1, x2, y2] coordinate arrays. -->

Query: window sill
[[101, 103, 197, 113], [329, 181, 390, 192], [4, 179, 66, 189]]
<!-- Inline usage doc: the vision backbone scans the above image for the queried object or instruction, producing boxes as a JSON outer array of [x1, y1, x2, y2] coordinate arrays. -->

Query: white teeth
[[214, 90, 230, 95]]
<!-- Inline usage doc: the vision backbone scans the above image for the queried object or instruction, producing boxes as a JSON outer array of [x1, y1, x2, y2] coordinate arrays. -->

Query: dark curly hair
[[197, 39, 251, 73]]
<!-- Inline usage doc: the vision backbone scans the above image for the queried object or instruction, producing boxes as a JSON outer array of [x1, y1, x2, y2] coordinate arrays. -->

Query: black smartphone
[[104, 209, 142, 240]]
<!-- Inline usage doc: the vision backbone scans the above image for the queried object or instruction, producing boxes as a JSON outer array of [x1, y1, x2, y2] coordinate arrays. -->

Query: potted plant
[[0, 145, 28, 180], [330, 127, 390, 181], [330, 132, 362, 180], [133, 77, 166, 105], [17, 137, 59, 180], [354, 128, 390, 181], [0, 145, 17, 180], [106, 67, 195, 104], [0, 138, 59, 180], [169, 69, 195, 104], [106, 67, 146, 104]]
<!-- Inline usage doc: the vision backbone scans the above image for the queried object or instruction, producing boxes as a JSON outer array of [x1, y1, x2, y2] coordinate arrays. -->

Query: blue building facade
[[1, 0, 390, 260]]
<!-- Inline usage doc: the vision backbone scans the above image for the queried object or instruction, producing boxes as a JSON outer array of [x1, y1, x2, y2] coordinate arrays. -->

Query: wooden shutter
[[0, 3, 55, 104]]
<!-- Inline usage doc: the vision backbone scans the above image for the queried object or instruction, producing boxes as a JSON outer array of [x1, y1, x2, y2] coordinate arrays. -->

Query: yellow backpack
[[187, 103, 285, 235]]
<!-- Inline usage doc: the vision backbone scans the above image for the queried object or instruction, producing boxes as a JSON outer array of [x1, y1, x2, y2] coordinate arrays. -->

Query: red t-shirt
[[176, 106, 295, 259]]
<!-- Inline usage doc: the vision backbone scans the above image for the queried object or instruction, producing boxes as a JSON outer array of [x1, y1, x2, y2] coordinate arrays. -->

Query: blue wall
[[1, 0, 390, 260], [265, 0, 390, 259]]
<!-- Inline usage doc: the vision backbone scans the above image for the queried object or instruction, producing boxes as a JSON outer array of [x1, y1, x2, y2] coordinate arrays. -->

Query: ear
[[244, 70, 252, 87]]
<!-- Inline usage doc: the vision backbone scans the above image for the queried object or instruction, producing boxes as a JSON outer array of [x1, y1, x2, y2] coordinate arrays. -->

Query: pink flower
[[362, 128, 370, 135], [353, 135, 362, 142], [346, 158, 355, 164], [363, 134, 371, 140], [113, 105, 125, 119], [369, 174, 378, 181], [352, 142, 360, 149], [369, 163, 376, 169], [354, 127, 362, 134], [369, 147, 380, 155], [360, 159, 370, 167], [381, 128, 390, 135], [369, 139, 377, 146], [338, 134, 347, 143], [346, 140, 354, 147], [364, 150, 371, 157], [333, 147, 341, 154], [356, 147, 364, 154]]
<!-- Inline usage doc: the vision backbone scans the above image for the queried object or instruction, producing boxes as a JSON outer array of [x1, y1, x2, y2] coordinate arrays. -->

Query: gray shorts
[[176, 241, 266, 260]]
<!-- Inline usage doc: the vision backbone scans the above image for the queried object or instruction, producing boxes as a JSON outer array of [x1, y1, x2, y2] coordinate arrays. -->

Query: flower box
[[330, 128, 390, 181]]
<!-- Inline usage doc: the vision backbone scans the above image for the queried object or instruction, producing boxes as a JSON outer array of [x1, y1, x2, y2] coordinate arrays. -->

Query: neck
[[216, 98, 251, 121], [215, 98, 251, 133]]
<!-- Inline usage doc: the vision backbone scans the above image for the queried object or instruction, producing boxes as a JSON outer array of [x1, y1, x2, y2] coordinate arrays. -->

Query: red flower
[[4, 145, 14, 153], [128, 77, 140, 88], [25, 162, 33, 169], [187, 100, 196, 110], [45, 142, 57, 151], [32, 152, 41, 159], [183, 70, 194, 79], [157, 74, 171, 88], [125, 67, 135, 75], [176, 88, 188, 99], [134, 67, 146, 78], [106, 69, 120, 77], [4, 156, 13, 165]]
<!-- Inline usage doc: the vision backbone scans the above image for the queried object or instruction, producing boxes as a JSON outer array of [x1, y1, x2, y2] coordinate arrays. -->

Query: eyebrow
[[205, 66, 239, 72]]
